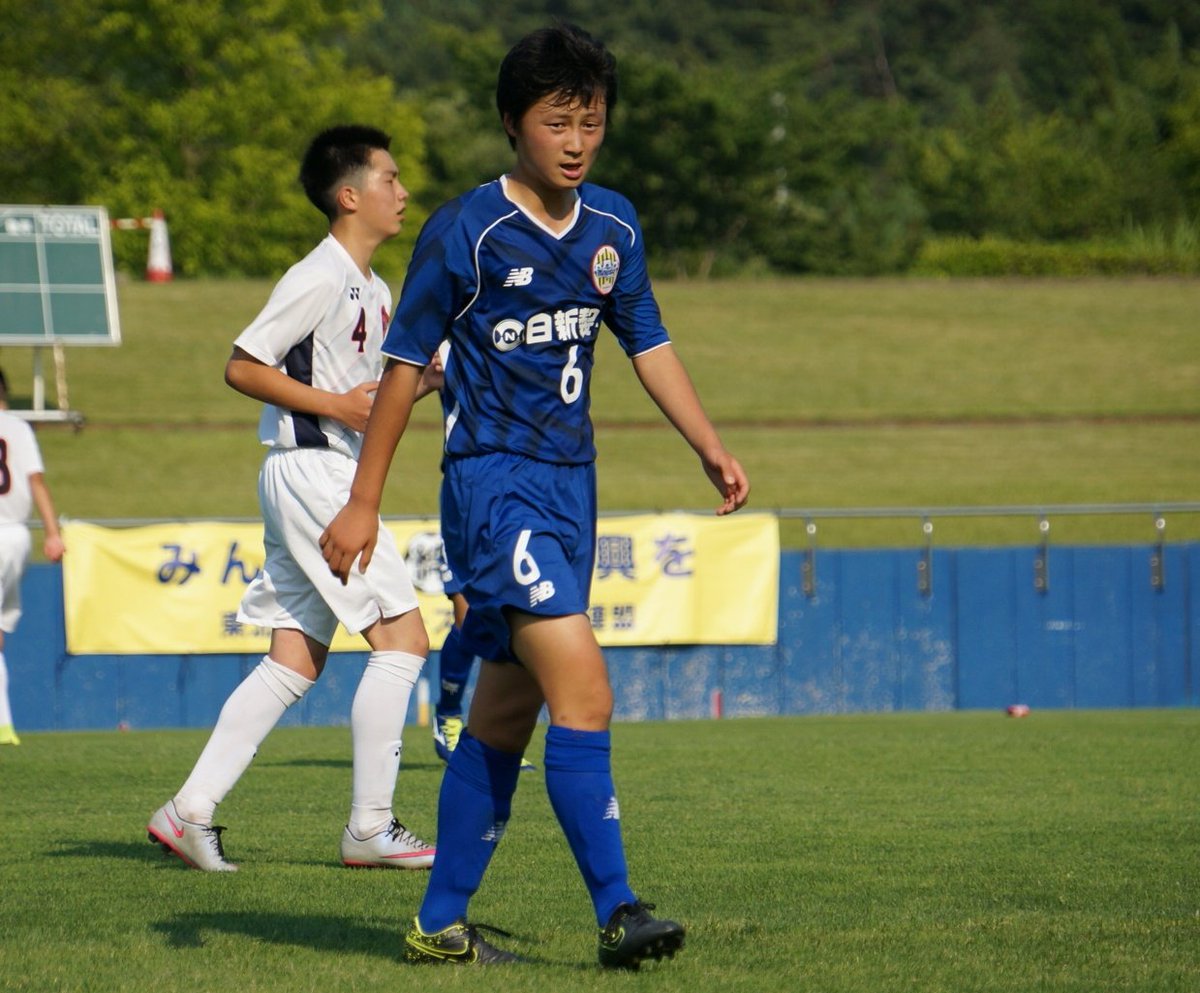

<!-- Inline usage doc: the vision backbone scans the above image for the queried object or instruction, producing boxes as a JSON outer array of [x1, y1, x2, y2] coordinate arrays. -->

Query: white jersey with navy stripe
[[0, 411, 45, 526], [234, 235, 391, 460], [384, 177, 671, 465]]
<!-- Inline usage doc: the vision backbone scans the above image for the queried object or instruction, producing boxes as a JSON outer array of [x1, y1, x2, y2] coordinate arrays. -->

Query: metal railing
[[775, 502, 1200, 597], [35, 502, 1200, 596]]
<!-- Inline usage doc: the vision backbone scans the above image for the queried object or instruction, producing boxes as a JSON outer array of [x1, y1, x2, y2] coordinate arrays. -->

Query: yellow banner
[[589, 512, 778, 645], [61, 520, 455, 656], [61, 513, 778, 655]]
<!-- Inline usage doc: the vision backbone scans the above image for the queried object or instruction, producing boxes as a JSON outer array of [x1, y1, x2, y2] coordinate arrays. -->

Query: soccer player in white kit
[[148, 126, 435, 872], [0, 368, 66, 746]]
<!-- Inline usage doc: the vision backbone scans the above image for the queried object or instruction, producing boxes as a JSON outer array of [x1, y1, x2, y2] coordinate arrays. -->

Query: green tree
[[2, 0, 427, 277], [0, 0, 119, 204], [596, 57, 773, 277], [6, 0, 1199, 276], [1163, 58, 1200, 211], [758, 86, 928, 274], [400, 25, 511, 211]]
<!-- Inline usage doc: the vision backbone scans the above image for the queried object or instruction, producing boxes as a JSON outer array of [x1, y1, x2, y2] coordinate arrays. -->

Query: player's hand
[[701, 449, 750, 516], [417, 350, 446, 393], [43, 534, 65, 563], [332, 381, 380, 433], [319, 500, 379, 584]]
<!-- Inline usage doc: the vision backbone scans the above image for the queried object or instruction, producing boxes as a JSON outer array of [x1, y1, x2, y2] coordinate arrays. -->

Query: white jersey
[[0, 410, 45, 527], [233, 235, 391, 460]]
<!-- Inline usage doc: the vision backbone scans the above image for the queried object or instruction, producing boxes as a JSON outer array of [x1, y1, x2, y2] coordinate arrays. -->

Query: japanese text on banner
[[61, 514, 778, 655]]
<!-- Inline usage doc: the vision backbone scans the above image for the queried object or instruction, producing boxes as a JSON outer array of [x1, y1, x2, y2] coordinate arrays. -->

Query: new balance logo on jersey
[[349, 286, 361, 300], [503, 267, 534, 287], [603, 796, 620, 821], [529, 580, 556, 607]]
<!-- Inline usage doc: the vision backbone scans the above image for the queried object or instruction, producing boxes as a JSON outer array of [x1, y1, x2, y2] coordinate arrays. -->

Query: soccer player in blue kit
[[321, 25, 750, 968], [425, 342, 535, 772]]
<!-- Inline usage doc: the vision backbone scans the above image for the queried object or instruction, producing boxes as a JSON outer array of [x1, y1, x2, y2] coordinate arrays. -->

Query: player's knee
[[470, 706, 540, 753], [368, 607, 429, 657], [548, 685, 613, 730]]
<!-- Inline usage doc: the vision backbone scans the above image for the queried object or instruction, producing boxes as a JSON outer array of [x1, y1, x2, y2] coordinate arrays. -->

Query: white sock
[[0, 651, 12, 727], [174, 656, 314, 825], [348, 651, 424, 837]]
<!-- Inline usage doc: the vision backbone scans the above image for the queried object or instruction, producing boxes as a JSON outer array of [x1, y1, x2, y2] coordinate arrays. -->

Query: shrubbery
[[913, 227, 1200, 277]]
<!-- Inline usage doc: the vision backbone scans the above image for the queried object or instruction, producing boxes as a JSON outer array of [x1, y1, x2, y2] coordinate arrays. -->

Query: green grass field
[[0, 711, 1195, 992], [7, 275, 1199, 549]]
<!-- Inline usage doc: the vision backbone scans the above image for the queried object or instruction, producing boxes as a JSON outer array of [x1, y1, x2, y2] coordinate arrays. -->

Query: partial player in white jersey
[[0, 368, 66, 746], [148, 125, 435, 872]]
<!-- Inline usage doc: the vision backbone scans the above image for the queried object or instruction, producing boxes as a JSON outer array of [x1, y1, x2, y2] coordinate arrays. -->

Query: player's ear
[[502, 112, 519, 143], [335, 183, 358, 215]]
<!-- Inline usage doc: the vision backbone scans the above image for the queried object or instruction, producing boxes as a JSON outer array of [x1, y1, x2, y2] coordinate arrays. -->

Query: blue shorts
[[442, 568, 463, 599], [441, 452, 597, 663], [437, 490, 463, 598]]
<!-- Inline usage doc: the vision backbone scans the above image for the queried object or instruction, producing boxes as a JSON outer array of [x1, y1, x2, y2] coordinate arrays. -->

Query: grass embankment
[[9, 275, 1198, 547]]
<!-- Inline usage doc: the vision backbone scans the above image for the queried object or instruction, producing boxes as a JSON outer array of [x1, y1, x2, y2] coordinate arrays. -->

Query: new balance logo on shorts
[[529, 580, 556, 607], [603, 796, 620, 821], [503, 267, 534, 287]]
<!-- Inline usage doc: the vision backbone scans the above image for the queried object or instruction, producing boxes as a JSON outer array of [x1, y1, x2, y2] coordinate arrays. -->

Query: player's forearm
[[29, 473, 61, 540], [631, 344, 726, 460], [225, 352, 341, 418], [346, 361, 422, 510]]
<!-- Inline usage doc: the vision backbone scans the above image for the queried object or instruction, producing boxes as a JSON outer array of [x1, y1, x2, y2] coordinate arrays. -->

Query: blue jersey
[[382, 177, 671, 465]]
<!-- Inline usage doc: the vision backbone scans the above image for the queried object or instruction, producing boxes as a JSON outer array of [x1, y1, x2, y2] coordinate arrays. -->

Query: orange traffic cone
[[146, 209, 173, 282]]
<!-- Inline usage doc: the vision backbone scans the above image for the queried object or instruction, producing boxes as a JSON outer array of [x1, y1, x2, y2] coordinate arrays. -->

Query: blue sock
[[543, 725, 636, 926], [417, 730, 522, 932], [435, 625, 474, 716]]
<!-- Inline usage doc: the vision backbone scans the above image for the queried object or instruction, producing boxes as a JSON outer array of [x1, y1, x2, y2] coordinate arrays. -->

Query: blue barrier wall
[[9, 542, 1196, 732]]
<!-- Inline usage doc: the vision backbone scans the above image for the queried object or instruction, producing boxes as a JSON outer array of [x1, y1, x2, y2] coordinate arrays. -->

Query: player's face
[[507, 93, 607, 196], [355, 149, 408, 239]]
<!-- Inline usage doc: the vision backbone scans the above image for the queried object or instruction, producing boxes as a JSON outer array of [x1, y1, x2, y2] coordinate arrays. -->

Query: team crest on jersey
[[591, 245, 620, 295]]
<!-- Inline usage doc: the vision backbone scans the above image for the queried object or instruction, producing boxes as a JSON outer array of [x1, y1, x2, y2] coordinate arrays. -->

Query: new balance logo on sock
[[603, 796, 620, 821], [481, 819, 508, 843]]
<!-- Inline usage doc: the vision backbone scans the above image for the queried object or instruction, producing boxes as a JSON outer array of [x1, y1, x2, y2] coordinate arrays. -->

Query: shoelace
[[205, 824, 230, 860], [385, 819, 429, 849], [467, 922, 514, 941]]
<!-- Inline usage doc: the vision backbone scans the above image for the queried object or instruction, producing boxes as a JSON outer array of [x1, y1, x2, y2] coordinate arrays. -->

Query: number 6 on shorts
[[512, 529, 542, 585]]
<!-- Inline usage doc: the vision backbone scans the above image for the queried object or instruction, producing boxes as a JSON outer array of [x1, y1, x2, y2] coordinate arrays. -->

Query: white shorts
[[0, 525, 31, 634], [237, 447, 420, 645]]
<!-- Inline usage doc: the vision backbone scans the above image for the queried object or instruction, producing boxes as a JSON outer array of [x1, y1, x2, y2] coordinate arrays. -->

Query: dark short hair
[[299, 125, 392, 221], [496, 24, 618, 147]]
